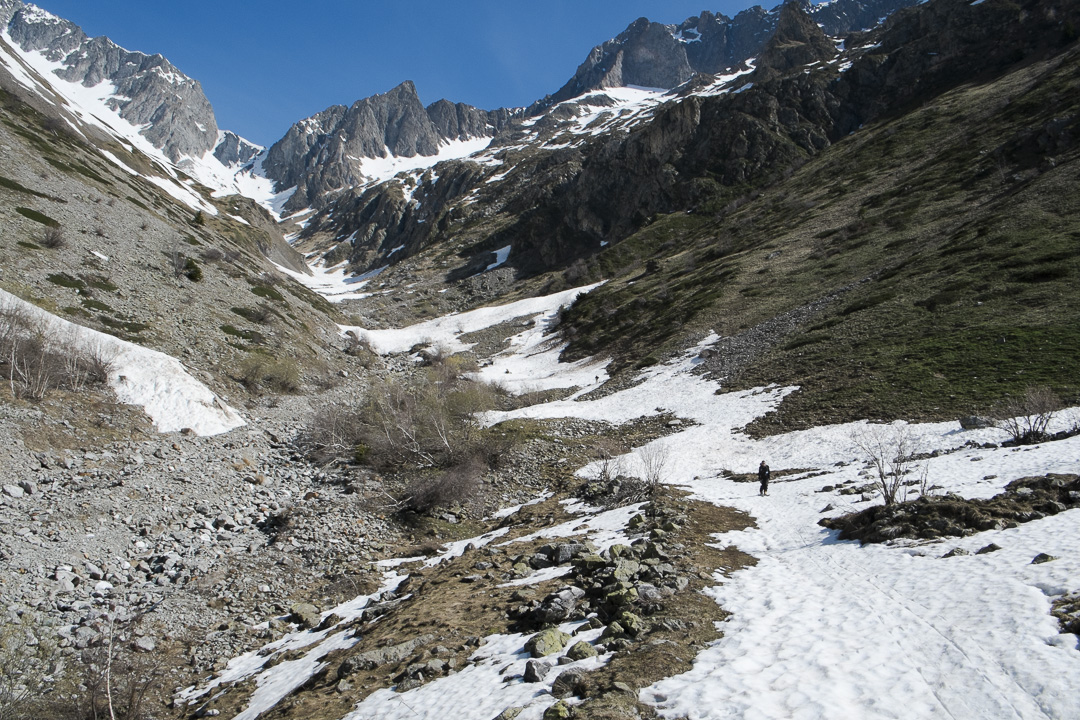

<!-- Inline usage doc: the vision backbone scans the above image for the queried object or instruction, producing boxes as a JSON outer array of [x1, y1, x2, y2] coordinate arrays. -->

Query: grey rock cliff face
[[214, 131, 262, 167], [528, 0, 918, 115], [263, 81, 513, 213], [426, 99, 515, 142], [1, 0, 218, 161]]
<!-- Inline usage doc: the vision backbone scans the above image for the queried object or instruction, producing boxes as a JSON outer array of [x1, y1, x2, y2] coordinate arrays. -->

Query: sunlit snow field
[[173, 284, 1080, 720]]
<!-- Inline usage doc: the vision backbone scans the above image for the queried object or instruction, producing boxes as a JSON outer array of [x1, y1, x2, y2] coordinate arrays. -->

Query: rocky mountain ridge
[[262, 80, 518, 214], [0, 0, 219, 161], [526, 0, 919, 115]]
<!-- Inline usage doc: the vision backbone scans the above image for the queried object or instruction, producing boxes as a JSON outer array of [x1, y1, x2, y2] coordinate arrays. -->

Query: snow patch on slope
[[339, 282, 603, 356], [0, 290, 243, 435]]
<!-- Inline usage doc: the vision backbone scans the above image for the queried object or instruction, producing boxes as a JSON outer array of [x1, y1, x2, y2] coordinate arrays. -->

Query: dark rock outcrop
[[753, 0, 839, 79], [527, 0, 918, 116], [820, 474, 1080, 544]]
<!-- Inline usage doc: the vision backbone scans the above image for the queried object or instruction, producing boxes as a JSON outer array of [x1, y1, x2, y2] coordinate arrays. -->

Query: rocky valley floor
[[2, 281, 1080, 720]]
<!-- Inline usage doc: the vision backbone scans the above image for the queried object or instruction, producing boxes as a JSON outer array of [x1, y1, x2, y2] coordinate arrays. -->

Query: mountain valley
[[0, 0, 1079, 718]]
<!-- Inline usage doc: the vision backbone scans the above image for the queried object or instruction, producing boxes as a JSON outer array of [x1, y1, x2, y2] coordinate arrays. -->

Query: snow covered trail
[[646, 475, 1080, 720], [0, 289, 243, 435], [485, 333, 1080, 719]]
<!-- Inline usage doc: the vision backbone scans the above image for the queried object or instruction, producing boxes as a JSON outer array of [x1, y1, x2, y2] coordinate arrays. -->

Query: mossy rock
[[572, 553, 607, 572], [543, 701, 573, 720], [565, 640, 598, 661], [615, 611, 645, 637], [600, 621, 628, 642], [525, 628, 571, 658], [604, 586, 639, 609]]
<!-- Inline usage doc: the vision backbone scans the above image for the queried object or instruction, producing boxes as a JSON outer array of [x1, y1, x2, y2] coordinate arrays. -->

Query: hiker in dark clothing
[[758, 461, 771, 496]]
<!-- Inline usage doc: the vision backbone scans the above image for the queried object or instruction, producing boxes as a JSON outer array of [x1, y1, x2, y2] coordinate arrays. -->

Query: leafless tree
[[992, 387, 1061, 444], [851, 423, 923, 506], [638, 441, 671, 486]]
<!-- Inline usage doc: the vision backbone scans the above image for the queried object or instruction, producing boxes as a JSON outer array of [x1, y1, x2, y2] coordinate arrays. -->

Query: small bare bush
[[40, 226, 66, 249], [851, 423, 924, 506], [992, 387, 1061, 444], [0, 615, 66, 720], [72, 615, 165, 720], [399, 456, 485, 514], [166, 244, 187, 279], [200, 247, 225, 262], [236, 355, 300, 394], [303, 355, 510, 475], [248, 304, 274, 324], [62, 337, 115, 391], [638, 441, 671, 486], [606, 474, 657, 507], [591, 438, 625, 485], [305, 402, 367, 464]]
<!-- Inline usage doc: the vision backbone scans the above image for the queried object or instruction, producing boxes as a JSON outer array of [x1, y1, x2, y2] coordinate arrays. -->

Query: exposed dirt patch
[[1051, 593, 1080, 636], [820, 474, 1080, 544]]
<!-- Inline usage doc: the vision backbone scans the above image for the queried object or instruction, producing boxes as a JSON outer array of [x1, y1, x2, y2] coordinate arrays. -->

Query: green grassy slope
[[560, 45, 1080, 431]]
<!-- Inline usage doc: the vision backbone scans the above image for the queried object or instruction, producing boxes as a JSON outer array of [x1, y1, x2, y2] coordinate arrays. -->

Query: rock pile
[[820, 474, 1080, 543], [511, 501, 692, 665], [0, 394, 401, 674]]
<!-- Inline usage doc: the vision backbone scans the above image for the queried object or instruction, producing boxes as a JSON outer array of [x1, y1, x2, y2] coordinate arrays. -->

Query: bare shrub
[[0, 305, 115, 400], [73, 614, 166, 720], [638, 441, 671, 486], [591, 438, 625, 485], [303, 357, 507, 472], [583, 439, 662, 508], [248, 304, 274, 324], [200, 247, 225, 262], [1, 305, 58, 400], [399, 456, 485, 514], [0, 614, 67, 720], [305, 402, 367, 464], [166, 243, 187, 279], [236, 355, 300, 394], [606, 474, 657, 507], [992, 387, 1061, 444], [40, 226, 66, 249], [851, 423, 924, 506]]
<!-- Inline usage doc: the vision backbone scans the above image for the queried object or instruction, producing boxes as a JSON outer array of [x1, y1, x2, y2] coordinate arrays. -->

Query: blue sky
[[34, 0, 764, 147]]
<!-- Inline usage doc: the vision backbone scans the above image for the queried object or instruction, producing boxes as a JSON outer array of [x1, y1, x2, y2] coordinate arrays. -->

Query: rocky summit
[[1, 0, 1079, 719]]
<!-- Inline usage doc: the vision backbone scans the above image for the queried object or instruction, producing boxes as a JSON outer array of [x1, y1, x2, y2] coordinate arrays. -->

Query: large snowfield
[[175, 285, 1080, 720]]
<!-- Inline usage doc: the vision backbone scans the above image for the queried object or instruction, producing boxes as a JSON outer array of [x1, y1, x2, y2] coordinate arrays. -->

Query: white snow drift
[[0, 290, 243, 435]]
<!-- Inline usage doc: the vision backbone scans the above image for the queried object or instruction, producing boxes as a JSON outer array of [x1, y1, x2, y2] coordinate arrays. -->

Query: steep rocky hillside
[[295, 0, 1080, 430], [0, 66, 347, 397], [527, 0, 918, 114]]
